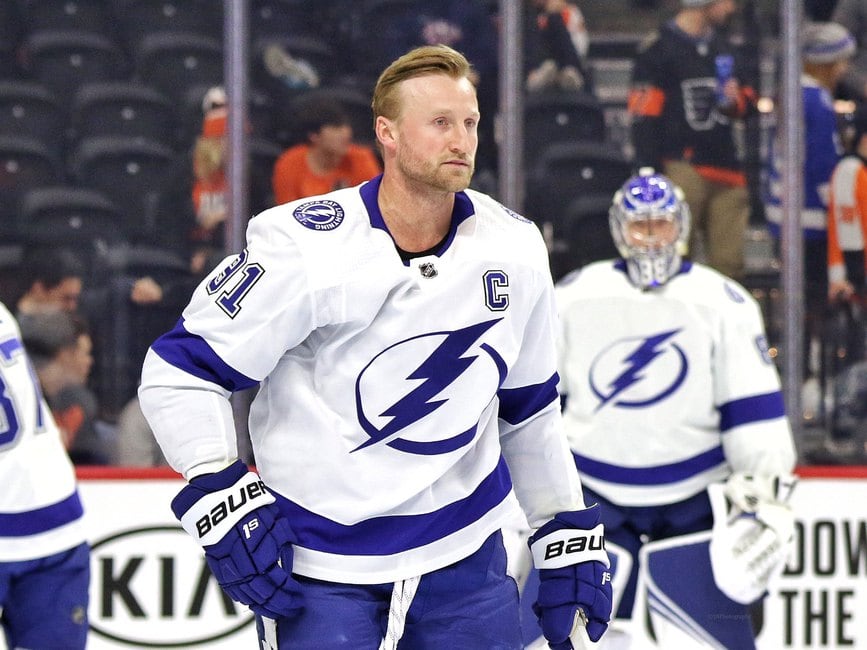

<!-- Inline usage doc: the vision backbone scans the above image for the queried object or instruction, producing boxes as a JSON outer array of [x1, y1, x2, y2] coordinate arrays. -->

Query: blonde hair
[[371, 44, 474, 124], [193, 135, 225, 180]]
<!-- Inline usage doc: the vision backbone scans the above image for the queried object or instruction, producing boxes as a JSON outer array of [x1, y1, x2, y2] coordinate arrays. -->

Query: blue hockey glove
[[528, 504, 612, 648], [171, 460, 303, 619]]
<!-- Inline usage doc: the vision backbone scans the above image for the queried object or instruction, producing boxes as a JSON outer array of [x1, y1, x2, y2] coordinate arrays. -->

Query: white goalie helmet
[[609, 168, 691, 289]]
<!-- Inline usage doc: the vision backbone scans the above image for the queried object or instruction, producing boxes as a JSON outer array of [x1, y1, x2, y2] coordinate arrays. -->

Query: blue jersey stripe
[[718, 391, 786, 432], [573, 446, 726, 485], [273, 456, 512, 555], [151, 319, 258, 392], [497, 373, 559, 425], [0, 491, 84, 536]]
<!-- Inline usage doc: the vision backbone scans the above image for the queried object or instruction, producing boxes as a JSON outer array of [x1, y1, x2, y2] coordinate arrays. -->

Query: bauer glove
[[172, 460, 303, 619], [528, 504, 613, 648]]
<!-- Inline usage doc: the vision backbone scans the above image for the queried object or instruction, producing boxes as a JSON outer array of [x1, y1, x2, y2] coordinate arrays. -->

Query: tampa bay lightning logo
[[500, 204, 531, 223], [724, 282, 745, 303], [354, 319, 506, 455], [589, 329, 688, 410], [292, 199, 345, 231]]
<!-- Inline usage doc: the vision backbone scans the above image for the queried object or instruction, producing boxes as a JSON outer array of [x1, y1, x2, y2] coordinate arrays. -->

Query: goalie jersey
[[555, 260, 796, 507], [139, 175, 584, 584], [0, 302, 87, 561]]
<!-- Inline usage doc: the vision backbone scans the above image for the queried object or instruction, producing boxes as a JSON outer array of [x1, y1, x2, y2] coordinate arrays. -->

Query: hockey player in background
[[138, 45, 611, 649], [549, 170, 797, 649], [0, 301, 90, 648]]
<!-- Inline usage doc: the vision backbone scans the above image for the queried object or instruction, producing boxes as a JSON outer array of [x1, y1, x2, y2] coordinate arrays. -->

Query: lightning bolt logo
[[293, 200, 345, 231], [354, 318, 503, 453], [303, 207, 331, 218], [590, 328, 687, 410]]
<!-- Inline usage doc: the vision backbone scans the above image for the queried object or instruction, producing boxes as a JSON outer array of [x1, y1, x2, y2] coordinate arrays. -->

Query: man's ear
[[375, 116, 395, 148]]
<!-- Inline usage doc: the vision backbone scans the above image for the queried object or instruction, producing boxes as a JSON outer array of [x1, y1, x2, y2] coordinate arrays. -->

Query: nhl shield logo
[[419, 262, 438, 278], [293, 200, 345, 231]]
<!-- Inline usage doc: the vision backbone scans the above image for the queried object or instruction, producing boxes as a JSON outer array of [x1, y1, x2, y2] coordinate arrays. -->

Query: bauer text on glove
[[172, 459, 304, 619], [529, 504, 613, 647]]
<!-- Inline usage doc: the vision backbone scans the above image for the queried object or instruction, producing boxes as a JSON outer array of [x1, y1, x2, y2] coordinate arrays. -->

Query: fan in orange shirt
[[272, 95, 382, 205], [828, 107, 867, 302]]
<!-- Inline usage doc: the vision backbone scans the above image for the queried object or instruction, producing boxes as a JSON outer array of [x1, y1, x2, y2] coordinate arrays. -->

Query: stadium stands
[[3, 2, 643, 423]]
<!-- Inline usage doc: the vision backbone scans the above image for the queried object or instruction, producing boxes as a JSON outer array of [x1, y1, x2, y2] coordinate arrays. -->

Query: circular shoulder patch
[[724, 282, 745, 303], [292, 200, 345, 231], [501, 204, 531, 223]]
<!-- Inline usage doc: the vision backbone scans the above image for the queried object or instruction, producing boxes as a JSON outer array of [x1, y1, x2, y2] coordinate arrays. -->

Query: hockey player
[[0, 301, 90, 648], [550, 170, 797, 648], [138, 45, 612, 649]]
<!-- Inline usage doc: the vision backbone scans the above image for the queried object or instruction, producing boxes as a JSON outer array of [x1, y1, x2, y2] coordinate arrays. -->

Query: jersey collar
[[360, 174, 476, 264]]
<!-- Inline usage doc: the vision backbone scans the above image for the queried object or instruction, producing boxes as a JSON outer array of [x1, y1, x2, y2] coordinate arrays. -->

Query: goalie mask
[[609, 168, 691, 290]]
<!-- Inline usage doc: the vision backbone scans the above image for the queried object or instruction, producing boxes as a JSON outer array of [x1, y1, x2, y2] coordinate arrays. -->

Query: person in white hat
[[764, 21, 855, 421]]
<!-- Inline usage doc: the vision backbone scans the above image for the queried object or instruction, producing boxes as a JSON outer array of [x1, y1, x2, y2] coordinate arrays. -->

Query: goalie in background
[[540, 169, 798, 649]]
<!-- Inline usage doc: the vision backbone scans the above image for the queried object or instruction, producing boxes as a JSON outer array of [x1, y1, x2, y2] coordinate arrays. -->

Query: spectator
[[19, 310, 110, 465], [827, 105, 867, 302], [271, 95, 381, 205], [153, 85, 260, 266], [382, 0, 500, 174], [0, 301, 90, 649], [12, 242, 190, 419], [113, 396, 169, 467], [191, 102, 230, 253], [526, 0, 592, 93], [627, 0, 757, 281], [13, 243, 168, 327], [545, 169, 797, 648], [14, 246, 85, 317], [765, 21, 855, 413]]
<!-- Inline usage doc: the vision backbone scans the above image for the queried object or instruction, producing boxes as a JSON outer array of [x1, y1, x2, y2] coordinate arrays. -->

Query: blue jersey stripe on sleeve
[[573, 446, 726, 485], [151, 319, 258, 392], [497, 373, 559, 425], [273, 456, 512, 555], [718, 391, 786, 432], [0, 491, 84, 537]]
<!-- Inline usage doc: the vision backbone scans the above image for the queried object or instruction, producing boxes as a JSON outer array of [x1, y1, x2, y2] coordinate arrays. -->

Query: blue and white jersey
[[0, 302, 87, 561], [765, 74, 843, 238], [555, 260, 796, 507], [139, 175, 584, 584]]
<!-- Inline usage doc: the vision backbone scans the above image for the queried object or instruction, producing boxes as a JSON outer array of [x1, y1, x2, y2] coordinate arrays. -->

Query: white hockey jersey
[[139, 176, 584, 584], [555, 260, 796, 507], [0, 302, 87, 561]]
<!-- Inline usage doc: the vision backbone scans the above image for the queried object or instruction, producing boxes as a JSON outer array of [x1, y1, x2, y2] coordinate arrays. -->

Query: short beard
[[396, 147, 474, 193]]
